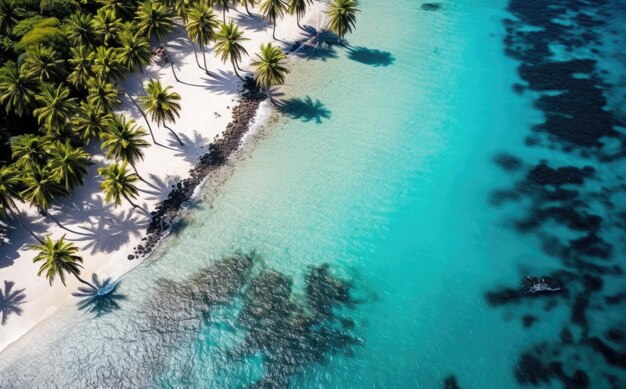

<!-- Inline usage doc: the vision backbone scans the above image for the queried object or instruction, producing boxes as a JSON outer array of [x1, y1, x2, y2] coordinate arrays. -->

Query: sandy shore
[[0, 2, 327, 352]]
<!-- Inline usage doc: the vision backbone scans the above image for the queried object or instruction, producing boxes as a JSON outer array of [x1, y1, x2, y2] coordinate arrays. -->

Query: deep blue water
[[1, 0, 625, 388]]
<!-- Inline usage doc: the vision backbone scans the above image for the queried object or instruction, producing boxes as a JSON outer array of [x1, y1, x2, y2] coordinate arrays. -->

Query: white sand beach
[[0, 2, 328, 352]]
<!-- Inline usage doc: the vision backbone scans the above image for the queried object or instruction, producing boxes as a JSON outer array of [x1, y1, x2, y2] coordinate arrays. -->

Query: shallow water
[[1, 0, 626, 388]]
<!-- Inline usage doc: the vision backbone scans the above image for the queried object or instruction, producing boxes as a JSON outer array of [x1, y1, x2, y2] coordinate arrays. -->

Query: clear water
[[1, 0, 625, 388]]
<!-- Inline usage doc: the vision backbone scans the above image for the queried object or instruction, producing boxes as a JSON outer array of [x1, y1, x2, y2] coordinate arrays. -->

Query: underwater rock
[[443, 375, 460, 389], [587, 337, 626, 369], [421, 3, 442, 11], [485, 288, 522, 306], [515, 353, 552, 385], [521, 276, 562, 294], [523, 315, 538, 328]]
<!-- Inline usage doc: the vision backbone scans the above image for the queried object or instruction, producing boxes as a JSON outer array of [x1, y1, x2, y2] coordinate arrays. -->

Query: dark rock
[[521, 276, 562, 294], [443, 375, 460, 389], [485, 288, 522, 306], [587, 337, 626, 368], [523, 315, 538, 328], [421, 3, 442, 11], [606, 329, 624, 343], [571, 294, 589, 327], [515, 353, 552, 385]]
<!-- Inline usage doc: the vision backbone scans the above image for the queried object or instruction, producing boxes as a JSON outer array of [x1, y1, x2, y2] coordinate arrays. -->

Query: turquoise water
[[1, 0, 625, 387]]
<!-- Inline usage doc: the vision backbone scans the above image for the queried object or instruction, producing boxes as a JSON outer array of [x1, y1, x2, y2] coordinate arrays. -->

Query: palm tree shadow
[[72, 274, 126, 317], [201, 69, 242, 95], [0, 280, 26, 326], [174, 131, 211, 165], [234, 13, 270, 33], [138, 173, 179, 202], [277, 96, 331, 124], [72, 209, 147, 254], [347, 47, 396, 67]]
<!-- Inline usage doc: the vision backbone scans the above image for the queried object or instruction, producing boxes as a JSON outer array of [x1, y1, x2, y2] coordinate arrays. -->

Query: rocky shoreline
[[128, 79, 266, 260]]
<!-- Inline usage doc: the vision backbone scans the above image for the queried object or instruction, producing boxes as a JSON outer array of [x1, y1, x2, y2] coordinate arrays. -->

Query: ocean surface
[[1, 0, 626, 387]]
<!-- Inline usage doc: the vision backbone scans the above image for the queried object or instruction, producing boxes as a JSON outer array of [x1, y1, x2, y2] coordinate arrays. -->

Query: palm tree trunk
[[223, 7, 227, 22], [202, 45, 209, 75], [232, 60, 244, 81], [73, 273, 96, 289], [245, 3, 252, 16], [192, 41, 204, 70], [272, 18, 277, 40], [266, 87, 276, 105], [122, 193, 150, 216], [164, 125, 184, 146], [8, 209, 43, 244], [160, 43, 180, 83], [297, 13, 301, 29], [43, 209, 90, 237], [123, 90, 158, 145]]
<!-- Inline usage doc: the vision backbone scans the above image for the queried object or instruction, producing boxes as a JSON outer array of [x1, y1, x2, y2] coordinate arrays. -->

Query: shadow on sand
[[277, 96, 331, 124], [0, 280, 26, 326], [347, 47, 396, 67], [72, 274, 125, 317]]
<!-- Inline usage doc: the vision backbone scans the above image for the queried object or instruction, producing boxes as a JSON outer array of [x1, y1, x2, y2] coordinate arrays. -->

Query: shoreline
[[0, 2, 328, 353]]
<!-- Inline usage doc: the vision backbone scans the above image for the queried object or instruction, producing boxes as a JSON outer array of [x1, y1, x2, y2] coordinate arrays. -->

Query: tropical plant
[[213, 21, 249, 80], [135, 1, 177, 80], [91, 8, 122, 46], [0, 63, 40, 116], [91, 46, 126, 81], [100, 114, 150, 175], [10, 134, 52, 170], [0, 165, 19, 218], [118, 25, 152, 73], [251, 42, 288, 103], [140, 79, 183, 145], [326, 0, 359, 44], [31, 235, 95, 288], [186, 2, 219, 73], [34, 83, 78, 134], [48, 141, 92, 192], [23, 45, 66, 82], [287, 0, 311, 29], [72, 102, 110, 143], [67, 45, 95, 89], [20, 164, 70, 230], [86, 77, 121, 112], [0, 0, 22, 35], [97, 0, 137, 20], [98, 162, 145, 212], [65, 11, 100, 49], [260, 0, 286, 40]]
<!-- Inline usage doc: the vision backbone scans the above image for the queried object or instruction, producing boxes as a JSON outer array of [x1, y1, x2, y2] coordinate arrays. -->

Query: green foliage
[[40, 0, 78, 19], [11, 15, 44, 38], [140, 78, 181, 127], [30, 234, 84, 286], [15, 18, 68, 54]]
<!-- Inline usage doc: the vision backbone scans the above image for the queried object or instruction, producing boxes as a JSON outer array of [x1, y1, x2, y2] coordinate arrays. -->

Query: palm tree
[[251, 43, 288, 103], [0, 0, 21, 35], [326, 0, 359, 45], [10, 134, 52, 170], [210, 0, 231, 22], [34, 83, 78, 134], [91, 8, 123, 47], [48, 142, 92, 192], [260, 0, 287, 40], [238, 0, 257, 17], [0, 63, 39, 116], [97, 0, 137, 20], [31, 235, 95, 288], [20, 164, 76, 232], [101, 114, 150, 175], [288, 0, 311, 29], [0, 165, 42, 243], [72, 102, 111, 144], [118, 25, 152, 74], [87, 77, 121, 112], [67, 46, 95, 90], [23, 45, 66, 82], [98, 162, 146, 213], [65, 12, 100, 49], [214, 21, 249, 80], [185, 2, 219, 74], [140, 79, 183, 145], [91, 46, 127, 81], [135, 1, 178, 81]]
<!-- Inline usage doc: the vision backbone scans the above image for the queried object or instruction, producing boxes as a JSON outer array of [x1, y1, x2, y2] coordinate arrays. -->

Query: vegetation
[[0, 0, 359, 291]]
